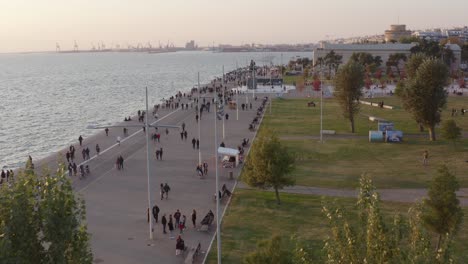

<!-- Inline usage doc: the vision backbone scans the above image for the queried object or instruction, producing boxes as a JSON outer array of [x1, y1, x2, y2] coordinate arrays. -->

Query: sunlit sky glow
[[0, 0, 466, 53]]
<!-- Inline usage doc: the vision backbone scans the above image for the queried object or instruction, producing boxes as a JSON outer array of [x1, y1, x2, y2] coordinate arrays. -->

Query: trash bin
[[229, 171, 234, 180]]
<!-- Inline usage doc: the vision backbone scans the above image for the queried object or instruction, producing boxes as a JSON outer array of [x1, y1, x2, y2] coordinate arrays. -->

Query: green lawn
[[263, 97, 468, 188], [266, 96, 468, 136], [206, 190, 468, 263]]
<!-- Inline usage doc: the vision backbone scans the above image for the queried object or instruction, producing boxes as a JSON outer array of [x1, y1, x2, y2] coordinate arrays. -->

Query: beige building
[[313, 42, 416, 67], [385, 24, 412, 42]]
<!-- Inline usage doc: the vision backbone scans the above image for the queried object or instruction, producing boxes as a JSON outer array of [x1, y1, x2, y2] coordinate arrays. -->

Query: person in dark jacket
[[161, 214, 167, 234], [152, 205, 160, 223]]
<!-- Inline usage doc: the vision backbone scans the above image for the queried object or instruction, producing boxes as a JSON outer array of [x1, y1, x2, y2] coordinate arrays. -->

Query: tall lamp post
[[197, 72, 202, 164], [320, 69, 324, 143], [214, 91, 222, 264], [222, 65, 225, 139]]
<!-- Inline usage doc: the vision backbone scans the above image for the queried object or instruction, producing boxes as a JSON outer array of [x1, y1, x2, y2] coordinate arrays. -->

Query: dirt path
[[236, 182, 468, 206]]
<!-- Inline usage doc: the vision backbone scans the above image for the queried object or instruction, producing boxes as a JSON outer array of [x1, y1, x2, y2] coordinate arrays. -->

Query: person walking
[[191, 209, 197, 228], [96, 144, 100, 155], [85, 147, 90, 160], [160, 183, 165, 200], [163, 183, 170, 199], [180, 215, 186, 233], [182, 122, 186, 131], [168, 215, 175, 238], [161, 214, 167, 234], [196, 139, 199, 149], [192, 138, 196, 149], [423, 150, 429, 166], [184, 130, 188, 140], [152, 205, 160, 223], [78, 135, 83, 146], [119, 155, 124, 169], [174, 209, 181, 230], [175, 235, 185, 256], [72, 162, 77, 176], [180, 131, 184, 141], [105, 127, 109, 136], [82, 149, 86, 160], [159, 148, 163, 160], [117, 136, 121, 146], [68, 163, 73, 177]]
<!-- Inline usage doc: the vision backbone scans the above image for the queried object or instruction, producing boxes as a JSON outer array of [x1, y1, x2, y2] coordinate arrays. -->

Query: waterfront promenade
[[30, 79, 267, 263]]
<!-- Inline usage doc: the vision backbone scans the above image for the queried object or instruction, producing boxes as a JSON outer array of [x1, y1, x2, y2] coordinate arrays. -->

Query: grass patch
[[206, 189, 468, 263], [263, 97, 468, 188]]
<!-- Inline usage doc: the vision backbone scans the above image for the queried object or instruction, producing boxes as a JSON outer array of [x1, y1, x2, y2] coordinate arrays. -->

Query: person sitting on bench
[[222, 184, 232, 197], [176, 235, 185, 256]]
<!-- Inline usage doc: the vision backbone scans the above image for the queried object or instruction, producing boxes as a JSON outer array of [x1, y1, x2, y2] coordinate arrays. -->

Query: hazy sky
[[0, 0, 466, 53]]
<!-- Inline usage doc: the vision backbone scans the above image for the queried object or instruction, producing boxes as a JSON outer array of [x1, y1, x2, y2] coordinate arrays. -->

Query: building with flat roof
[[385, 25, 412, 42], [313, 42, 416, 67]]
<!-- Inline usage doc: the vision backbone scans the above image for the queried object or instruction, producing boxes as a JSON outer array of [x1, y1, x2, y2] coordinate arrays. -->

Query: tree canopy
[[243, 131, 295, 205], [396, 55, 449, 141], [441, 119, 462, 144], [422, 165, 463, 251], [333, 60, 365, 133], [0, 161, 93, 264], [324, 50, 343, 78], [322, 174, 461, 263]]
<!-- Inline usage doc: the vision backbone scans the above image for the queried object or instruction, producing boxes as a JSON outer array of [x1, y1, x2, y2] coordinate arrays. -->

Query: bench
[[321, 130, 336, 135], [199, 211, 215, 232], [184, 242, 201, 264]]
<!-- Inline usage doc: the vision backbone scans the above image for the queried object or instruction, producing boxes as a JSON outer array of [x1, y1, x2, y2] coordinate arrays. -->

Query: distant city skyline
[[1, 0, 467, 53]]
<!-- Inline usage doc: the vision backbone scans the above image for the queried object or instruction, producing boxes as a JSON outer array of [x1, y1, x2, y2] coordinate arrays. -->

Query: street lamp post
[[222, 65, 225, 139], [197, 72, 202, 165], [320, 70, 324, 144], [144, 87, 153, 239], [214, 93, 221, 264]]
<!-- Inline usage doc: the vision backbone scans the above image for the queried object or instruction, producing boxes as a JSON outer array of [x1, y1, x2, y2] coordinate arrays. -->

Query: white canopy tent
[[217, 147, 240, 167]]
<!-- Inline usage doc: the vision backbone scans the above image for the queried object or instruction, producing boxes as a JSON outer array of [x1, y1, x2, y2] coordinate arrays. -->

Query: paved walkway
[[31, 79, 269, 263], [236, 182, 468, 206]]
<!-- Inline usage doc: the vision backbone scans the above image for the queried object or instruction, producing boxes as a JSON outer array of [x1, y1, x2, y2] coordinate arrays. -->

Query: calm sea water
[[0, 51, 309, 169]]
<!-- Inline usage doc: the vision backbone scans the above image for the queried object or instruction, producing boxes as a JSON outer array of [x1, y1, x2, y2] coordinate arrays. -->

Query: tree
[[422, 165, 463, 251], [333, 60, 364, 133], [243, 131, 295, 205], [441, 119, 462, 145], [396, 56, 449, 141], [324, 50, 343, 78], [461, 44, 468, 63], [322, 174, 458, 263], [0, 161, 93, 264], [243, 235, 292, 264]]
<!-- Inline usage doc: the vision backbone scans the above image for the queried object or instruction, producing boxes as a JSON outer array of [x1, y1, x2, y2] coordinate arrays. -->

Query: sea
[[0, 51, 310, 169]]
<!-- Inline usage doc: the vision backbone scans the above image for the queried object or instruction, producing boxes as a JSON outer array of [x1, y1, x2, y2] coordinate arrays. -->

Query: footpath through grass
[[206, 189, 468, 263], [263, 96, 468, 188]]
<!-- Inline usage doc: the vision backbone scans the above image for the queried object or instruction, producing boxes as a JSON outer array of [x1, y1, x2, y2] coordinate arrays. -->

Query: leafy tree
[[396, 56, 449, 141], [350, 52, 375, 66], [441, 46, 456, 67], [0, 161, 93, 264], [386, 53, 407, 69], [333, 60, 364, 133], [441, 119, 462, 145], [322, 174, 458, 263], [422, 165, 463, 251], [243, 235, 292, 264], [243, 131, 295, 205], [324, 50, 343, 78], [462, 44, 468, 63]]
